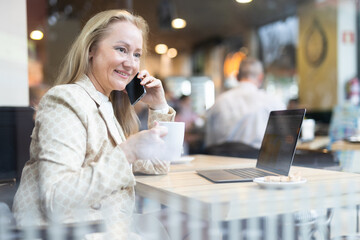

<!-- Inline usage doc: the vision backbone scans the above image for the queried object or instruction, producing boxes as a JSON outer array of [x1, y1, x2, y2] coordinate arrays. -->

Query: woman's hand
[[119, 122, 168, 164], [138, 70, 168, 110]]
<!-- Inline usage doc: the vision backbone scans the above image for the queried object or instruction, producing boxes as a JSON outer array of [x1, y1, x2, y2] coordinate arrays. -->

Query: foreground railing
[[0, 180, 359, 240]]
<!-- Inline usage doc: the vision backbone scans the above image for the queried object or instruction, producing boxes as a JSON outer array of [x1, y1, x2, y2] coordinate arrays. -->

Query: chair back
[[0, 107, 34, 180]]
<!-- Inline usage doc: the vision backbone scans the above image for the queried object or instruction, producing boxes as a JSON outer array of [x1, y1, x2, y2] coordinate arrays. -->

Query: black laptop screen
[[256, 109, 305, 175]]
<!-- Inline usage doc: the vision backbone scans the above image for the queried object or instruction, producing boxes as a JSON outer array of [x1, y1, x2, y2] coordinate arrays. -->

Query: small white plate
[[171, 156, 195, 164], [345, 135, 360, 143], [253, 177, 307, 189]]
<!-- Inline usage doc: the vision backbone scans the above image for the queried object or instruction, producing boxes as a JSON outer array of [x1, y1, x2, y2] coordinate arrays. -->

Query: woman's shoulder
[[45, 84, 89, 101], [40, 83, 94, 110], [47, 83, 84, 95], [37, 83, 96, 123]]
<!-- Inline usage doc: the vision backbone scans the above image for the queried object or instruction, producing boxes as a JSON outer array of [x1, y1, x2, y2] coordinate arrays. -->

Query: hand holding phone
[[125, 73, 146, 105]]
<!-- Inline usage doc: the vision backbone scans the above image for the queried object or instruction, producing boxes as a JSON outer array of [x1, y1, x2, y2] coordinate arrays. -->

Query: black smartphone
[[125, 73, 146, 105]]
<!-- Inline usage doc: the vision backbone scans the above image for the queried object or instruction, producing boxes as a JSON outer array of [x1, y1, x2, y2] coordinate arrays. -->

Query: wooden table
[[300, 136, 360, 151], [296, 136, 360, 151], [296, 136, 330, 150], [169, 154, 255, 172], [331, 140, 360, 151], [135, 155, 360, 221]]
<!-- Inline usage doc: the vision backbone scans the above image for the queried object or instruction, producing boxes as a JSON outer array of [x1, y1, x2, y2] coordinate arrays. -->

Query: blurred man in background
[[205, 57, 285, 149]]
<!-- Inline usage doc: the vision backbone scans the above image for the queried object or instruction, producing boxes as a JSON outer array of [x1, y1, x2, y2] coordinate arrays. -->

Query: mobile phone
[[125, 73, 146, 105]]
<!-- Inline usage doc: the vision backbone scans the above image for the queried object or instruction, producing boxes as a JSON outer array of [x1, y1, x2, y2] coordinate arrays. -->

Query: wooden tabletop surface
[[135, 155, 360, 221]]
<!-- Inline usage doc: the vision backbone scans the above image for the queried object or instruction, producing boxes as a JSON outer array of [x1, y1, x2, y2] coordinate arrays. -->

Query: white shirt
[[205, 81, 286, 148]]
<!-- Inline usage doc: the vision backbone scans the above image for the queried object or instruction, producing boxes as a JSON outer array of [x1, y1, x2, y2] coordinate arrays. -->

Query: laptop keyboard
[[225, 168, 277, 179]]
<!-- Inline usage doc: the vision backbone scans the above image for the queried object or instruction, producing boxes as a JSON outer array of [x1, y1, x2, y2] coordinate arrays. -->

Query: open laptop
[[197, 109, 306, 183]]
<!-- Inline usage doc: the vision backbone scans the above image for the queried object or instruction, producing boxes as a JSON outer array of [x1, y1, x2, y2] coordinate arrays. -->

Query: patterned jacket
[[13, 75, 175, 239]]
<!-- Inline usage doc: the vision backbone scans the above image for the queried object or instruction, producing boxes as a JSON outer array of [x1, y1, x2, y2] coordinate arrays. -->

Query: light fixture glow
[[167, 48, 178, 58], [30, 30, 44, 40], [235, 0, 253, 3], [171, 18, 187, 29], [155, 44, 168, 54]]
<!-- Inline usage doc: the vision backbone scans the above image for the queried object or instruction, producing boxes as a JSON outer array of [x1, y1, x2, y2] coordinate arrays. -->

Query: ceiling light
[[235, 0, 253, 3], [30, 30, 44, 40], [171, 18, 187, 29], [155, 44, 168, 54], [167, 48, 178, 58]]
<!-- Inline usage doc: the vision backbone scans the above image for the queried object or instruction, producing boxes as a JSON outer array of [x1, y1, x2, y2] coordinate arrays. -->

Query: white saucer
[[345, 135, 360, 143], [171, 156, 195, 164], [253, 177, 307, 189]]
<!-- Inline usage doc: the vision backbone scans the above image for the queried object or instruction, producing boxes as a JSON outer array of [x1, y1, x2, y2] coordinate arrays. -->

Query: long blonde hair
[[55, 10, 149, 137]]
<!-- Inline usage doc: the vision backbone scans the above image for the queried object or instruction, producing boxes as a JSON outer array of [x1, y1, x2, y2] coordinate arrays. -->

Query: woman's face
[[88, 21, 143, 96]]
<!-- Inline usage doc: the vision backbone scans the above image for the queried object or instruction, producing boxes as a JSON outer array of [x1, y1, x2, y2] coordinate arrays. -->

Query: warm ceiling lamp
[[236, 0, 253, 3], [30, 30, 44, 40], [155, 44, 168, 54], [171, 18, 187, 29], [167, 48, 178, 58]]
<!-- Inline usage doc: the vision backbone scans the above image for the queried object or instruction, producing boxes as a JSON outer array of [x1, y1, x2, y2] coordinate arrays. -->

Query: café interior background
[[1, 0, 359, 118]]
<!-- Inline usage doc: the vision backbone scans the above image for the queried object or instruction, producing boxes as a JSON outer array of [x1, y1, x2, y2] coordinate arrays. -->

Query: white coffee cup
[[158, 121, 185, 162], [301, 119, 315, 141]]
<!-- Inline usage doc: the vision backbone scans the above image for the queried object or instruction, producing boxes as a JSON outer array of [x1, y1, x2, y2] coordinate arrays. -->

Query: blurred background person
[[287, 97, 301, 110], [205, 57, 286, 149], [175, 95, 203, 154], [175, 95, 198, 130]]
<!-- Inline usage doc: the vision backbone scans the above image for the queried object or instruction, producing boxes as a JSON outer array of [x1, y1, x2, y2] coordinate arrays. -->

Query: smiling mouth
[[114, 69, 130, 78]]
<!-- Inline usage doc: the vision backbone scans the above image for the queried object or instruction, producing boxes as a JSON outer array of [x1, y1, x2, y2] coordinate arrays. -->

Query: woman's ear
[[89, 49, 93, 61], [89, 45, 96, 60]]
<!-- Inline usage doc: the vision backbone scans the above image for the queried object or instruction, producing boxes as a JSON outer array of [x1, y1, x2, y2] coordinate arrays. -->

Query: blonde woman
[[13, 10, 175, 239]]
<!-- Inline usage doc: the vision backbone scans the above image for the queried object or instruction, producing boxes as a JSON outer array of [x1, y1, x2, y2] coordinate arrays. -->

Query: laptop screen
[[256, 109, 306, 176]]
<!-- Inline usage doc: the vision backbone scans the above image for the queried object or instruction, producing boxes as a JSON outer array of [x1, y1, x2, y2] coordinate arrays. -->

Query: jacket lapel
[[75, 75, 124, 145], [98, 103, 122, 145]]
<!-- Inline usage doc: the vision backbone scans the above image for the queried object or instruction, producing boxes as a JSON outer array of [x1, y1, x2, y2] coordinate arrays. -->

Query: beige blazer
[[13, 75, 175, 239]]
